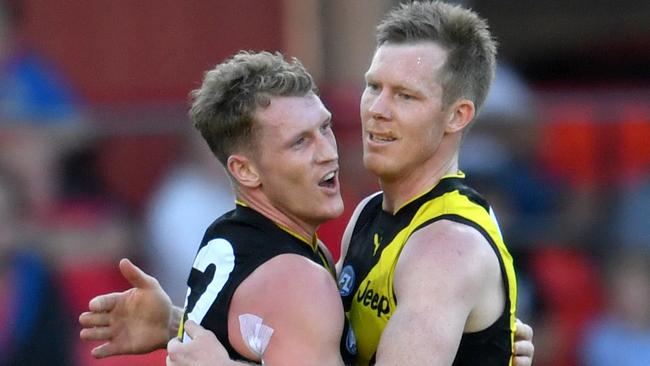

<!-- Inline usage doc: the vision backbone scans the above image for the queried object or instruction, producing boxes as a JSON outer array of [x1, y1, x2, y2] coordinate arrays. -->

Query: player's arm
[[79, 258, 181, 357], [336, 193, 380, 274], [169, 254, 345, 366], [229, 254, 345, 365], [374, 220, 501, 365]]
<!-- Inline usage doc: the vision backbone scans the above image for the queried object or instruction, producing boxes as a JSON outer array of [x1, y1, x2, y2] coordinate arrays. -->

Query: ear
[[445, 99, 475, 134], [227, 154, 261, 188]]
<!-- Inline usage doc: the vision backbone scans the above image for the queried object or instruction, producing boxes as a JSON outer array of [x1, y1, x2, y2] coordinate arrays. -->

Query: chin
[[363, 156, 390, 177], [329, 202, 345, 219], [333, 204, 345, 218], [320, 202, 345, 221]]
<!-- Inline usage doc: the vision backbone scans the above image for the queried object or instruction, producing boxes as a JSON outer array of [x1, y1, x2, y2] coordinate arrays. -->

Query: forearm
[[374, 310, 462, 366]]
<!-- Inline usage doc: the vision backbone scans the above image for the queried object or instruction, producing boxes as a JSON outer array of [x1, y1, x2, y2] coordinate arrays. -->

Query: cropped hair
[[189, 51, 317, 166], [376, 1, 497, 112]]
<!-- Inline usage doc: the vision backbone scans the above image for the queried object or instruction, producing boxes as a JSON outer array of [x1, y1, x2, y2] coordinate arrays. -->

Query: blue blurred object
[[0, 50, 79, 124], [0, 251, 74, 366]]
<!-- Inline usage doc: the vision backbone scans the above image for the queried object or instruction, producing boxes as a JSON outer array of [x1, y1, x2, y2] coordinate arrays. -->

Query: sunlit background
[[1, 1, 649, 365]]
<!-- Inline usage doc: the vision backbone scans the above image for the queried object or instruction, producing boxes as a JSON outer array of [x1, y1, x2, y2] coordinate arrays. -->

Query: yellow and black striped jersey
[[338, 172, 517, 365]]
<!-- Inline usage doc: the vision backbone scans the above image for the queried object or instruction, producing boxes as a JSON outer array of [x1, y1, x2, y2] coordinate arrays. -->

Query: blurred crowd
[[1, 1, 649, 366]]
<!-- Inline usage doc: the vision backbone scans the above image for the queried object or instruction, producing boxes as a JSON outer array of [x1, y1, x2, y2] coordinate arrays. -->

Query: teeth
[[372, 134, 395, 142], [322, 171, 335, 182]]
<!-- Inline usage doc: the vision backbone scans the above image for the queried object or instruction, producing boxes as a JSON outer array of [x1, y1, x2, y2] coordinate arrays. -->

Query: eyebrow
[[365, 71, 422, 92]]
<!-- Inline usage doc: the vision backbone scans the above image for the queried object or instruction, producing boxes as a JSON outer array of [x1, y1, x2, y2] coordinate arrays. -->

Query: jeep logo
[[356, 280, 391, 317]]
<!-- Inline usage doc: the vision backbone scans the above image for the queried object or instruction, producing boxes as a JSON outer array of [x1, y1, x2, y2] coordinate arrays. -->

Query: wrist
[[168, 306, 183, 341]]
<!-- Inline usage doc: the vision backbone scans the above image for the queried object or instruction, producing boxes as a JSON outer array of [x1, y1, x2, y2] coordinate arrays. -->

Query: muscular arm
[[165, 251, 532, 366], [165, 252, 347, 366], [170, 254, 345, 366], [227, 254, 345, 365], [375, 220, 504, 365], [337, 194, 534, 364]]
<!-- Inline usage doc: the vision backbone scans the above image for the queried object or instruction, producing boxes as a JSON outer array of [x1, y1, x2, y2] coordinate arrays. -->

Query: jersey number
[[182, 238, 235, 341]]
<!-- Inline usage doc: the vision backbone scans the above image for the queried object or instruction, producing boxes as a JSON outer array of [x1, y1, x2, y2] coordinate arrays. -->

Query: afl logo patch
[[338, 265, 356, 297], [346, 326, 357, 355]]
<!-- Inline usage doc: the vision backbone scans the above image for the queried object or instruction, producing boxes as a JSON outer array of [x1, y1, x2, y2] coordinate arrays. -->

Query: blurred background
[[1, 0, 649, 365]]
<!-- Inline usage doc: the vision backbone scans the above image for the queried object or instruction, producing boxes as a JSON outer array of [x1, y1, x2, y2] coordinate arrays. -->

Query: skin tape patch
[[239, 314, 274, 362]]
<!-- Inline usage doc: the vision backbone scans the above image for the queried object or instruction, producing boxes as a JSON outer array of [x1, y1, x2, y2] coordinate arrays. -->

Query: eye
[[397, 92, 414, 101], [292, 136, 306, 148], [366, 82, 380, 93], [320, 120, 333, 133]]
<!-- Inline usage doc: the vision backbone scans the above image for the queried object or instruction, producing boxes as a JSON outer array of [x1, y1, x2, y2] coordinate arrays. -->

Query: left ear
[[445, 99, 475, 134]]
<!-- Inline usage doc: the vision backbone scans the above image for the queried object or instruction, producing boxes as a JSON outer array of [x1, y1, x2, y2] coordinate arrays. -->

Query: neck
[[236, 188, 317, 243], [380, 138, 460, 214]]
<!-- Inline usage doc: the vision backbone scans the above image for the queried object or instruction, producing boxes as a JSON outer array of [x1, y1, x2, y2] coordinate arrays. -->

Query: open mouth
[[319, 171, 337, 188], [369, 133, 396, 143]]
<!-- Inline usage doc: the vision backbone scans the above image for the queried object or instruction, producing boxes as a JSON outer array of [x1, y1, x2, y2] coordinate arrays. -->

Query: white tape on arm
[[239, 314, 274, 361]]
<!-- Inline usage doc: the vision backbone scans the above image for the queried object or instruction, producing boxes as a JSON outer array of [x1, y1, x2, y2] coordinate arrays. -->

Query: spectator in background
[[0, 128, 63, 217], [458, 62, 554, 324], [45, 143, 168, 366], [1, 0, 84, 219], [0, 165, 73, 366], [145, 129, 234, 304], [579, 248, 650, 366], [45, 142, 138, 320], [613, 177, 650, 250], [459, 62, 558, 249], [0, 0, 79, 124]]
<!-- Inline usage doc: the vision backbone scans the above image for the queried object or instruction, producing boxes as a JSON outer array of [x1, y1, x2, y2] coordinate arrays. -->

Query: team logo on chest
[[373, 233, 381, 256], [356, 280, 391, 317], [338, 265, 356, 297], [345, 325, 357, 355]]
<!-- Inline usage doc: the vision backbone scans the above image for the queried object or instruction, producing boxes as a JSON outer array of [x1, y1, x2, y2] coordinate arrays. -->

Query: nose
[[365, 91, 392, 121], [315, 133, 338, 164]]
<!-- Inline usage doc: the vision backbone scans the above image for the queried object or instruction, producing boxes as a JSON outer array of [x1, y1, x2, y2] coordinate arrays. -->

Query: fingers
[[79, 311, 111, 328], [166, 326, 224, 366], [166, 337, 183, 365], [91, 342, 120, 359], [79, 326, 113, 342], [513, 355, 532, 366], [88, 293, 122, 312], [119, 258, 157, 289], [183, 320, 199, 340], [515, 318, 534, 341], [514, 339, 535, 358], [167, 337, 183, 353], [513, 318, 534, 365]]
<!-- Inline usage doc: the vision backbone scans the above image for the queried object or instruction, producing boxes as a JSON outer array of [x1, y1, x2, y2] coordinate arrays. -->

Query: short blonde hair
[[377, 1, 497, 112], [190, 51, 317, 165]]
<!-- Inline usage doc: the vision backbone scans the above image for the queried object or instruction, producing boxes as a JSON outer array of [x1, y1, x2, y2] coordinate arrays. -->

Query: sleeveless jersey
[[178, 202, 347, 362], [338, 173, 517, 365]]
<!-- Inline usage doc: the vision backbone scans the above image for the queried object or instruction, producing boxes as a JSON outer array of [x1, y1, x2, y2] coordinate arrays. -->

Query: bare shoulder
[[375, 221, 505, 363], [395, 219, 500, 302], [228, 254, 343, 362], [231, 253, 341, 320]]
